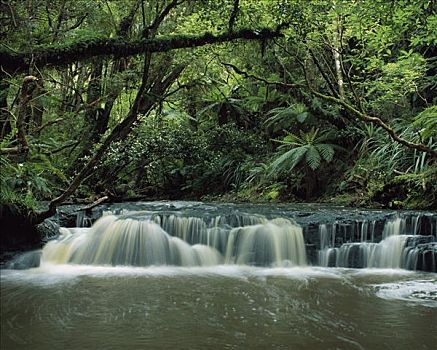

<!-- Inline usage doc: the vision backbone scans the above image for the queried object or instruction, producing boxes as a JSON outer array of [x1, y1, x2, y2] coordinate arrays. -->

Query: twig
[[80, 196, 109, 212]]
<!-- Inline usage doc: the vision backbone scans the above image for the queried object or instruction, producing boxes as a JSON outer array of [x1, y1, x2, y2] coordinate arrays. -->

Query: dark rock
[[4, 250, 41, 269], [302, 224, 319, 246], [405, 235, 434, 248], [37, 219, 60, 242], [410, 242, 437, 273], [340, 244, 366, 268], [418, 214, 437, 237], [305, 244, 317, 265], [296, 212, 312, 217], [52, 204, 107, 228], [0, 204, 40, 254]]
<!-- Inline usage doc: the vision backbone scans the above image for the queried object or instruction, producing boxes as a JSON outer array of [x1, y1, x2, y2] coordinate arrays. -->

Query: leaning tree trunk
[[33, 62, 185, 224]]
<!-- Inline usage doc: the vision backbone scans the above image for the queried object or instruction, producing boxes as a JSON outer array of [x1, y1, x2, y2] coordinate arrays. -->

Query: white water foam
[[1, 264, 347, 285], [373, 279, 437, 307]]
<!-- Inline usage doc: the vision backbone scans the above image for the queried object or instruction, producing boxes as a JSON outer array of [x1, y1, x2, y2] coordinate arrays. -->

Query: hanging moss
[[0, 28, 283, 72]]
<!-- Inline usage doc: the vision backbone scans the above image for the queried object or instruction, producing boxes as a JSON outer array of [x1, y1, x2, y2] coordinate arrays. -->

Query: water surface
[[1, 265, 436, 350]]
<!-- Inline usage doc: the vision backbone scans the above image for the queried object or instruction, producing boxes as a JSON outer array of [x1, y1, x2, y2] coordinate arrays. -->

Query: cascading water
[[224, 218, 306, 266], [75, 210, 94, 227], [382, 217, 407, 238], [318, 216, 436, 270], [12, 203, 434, 272], [41, 213, 307, 267]]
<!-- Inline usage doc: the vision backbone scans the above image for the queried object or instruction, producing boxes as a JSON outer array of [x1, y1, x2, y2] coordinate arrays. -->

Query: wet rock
[[405, 235, 434, 248], [295, 212, 312, 217], [36, 219, 60, 242], [51, 204, 82, 227], [53, 204, 107, 227], [5, 250, 41, 269], [338, 244, 366, 268], [305, 244, 317, 265], [0, 204, 40, 254], [410, 242, 437, 273], [417, 214, 437, 236], [302, 224, 319, 246]]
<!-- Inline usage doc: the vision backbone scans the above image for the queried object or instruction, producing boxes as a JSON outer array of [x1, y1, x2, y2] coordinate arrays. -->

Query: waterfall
[[319, 236, 412, 269], [318, 224, 337, 267], [318, 215, 435, 270], [382, 217, 407, 238], [412, 215, 421, 236], [41, 214, 306, 268], [368, 235, 409, 268], [35, 206, 436, 271], [75, 210, 93, 227], [224, 219, 306, 266]]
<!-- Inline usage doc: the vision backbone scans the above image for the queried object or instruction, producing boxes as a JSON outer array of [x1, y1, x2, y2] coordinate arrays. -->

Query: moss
[[1, 27, 282, 72], [325, 193, 359, 206]]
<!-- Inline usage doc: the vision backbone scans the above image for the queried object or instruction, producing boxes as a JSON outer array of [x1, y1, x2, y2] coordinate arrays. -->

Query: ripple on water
[[373, 279, 437, 307]]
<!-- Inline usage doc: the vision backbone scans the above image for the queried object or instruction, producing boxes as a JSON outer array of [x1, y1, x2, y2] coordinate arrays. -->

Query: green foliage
[[343, 117, 436, 208], [270, 128, 336, 174], [389, 166, 437, 209], [264, 103, 309, 133], [183, 124, 269, 194], [0, 154, 57, 210], [413, 106, 437, 139], [365, 53, 427, 114], [1, 0, 435, 209]]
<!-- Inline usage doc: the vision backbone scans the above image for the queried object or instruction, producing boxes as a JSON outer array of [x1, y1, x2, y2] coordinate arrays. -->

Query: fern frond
[[269, 146, 308, 175], [316, 144, 335, 162], [314, 129, 336, 143], [265, 107, 294, 122], [305, 145, 321, 170]]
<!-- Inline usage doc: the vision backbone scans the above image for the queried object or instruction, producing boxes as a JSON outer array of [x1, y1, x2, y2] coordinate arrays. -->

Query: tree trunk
[[33, 63, 185, 224], [16, 76, 39, 152], [26, 72, 45, 136], [0, 74, 11, 139], [333, 15, 345, 99]]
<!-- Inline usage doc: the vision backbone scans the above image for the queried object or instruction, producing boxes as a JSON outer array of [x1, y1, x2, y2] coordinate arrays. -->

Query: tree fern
[[269, 128, 338, 175], [264, 103, 309, 132]]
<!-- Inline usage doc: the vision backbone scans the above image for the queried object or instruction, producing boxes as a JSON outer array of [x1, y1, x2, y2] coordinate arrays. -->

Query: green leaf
[[316, 144, 335, 162], [413, 106, 437, 139], [305, 146, 321, 170], [269, 146, 308, 175], [296, 112, 308, 123]]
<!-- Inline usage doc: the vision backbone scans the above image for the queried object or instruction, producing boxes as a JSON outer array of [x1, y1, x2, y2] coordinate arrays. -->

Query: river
[[1, 202, 436, 349]]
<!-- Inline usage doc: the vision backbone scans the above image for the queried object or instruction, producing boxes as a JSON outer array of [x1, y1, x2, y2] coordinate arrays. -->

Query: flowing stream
[[1, 202, 436, 349]]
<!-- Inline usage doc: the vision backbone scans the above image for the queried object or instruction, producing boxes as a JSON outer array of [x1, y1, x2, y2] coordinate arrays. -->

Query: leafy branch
[[224, 63, 437, 159]]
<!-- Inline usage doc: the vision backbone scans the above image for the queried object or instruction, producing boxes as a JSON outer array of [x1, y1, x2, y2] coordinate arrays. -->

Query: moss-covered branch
[[0, 28, 283, 72]]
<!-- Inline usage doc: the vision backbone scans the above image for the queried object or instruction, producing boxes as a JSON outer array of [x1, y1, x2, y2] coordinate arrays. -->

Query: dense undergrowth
[[1, 0, 436, 218]]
